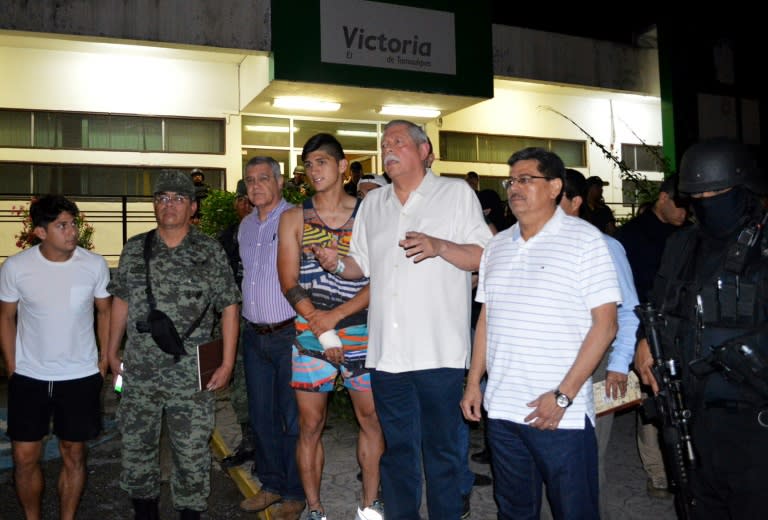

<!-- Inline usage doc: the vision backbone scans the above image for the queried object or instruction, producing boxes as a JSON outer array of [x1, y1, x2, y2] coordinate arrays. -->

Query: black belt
[[248, 318, 294, 335]]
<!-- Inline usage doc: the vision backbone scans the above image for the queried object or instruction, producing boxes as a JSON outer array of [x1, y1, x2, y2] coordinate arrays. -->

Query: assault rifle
[[635, 303, 695, 520], [690, 339, 768, 404]]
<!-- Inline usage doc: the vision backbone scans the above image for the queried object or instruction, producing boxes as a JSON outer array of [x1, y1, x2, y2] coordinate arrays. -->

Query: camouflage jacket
[[109, 226, 240, 371]]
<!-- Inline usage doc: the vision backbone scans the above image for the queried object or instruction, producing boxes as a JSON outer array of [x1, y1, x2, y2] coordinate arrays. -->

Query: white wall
[[427, 79, 663, 216], [0, 38, 664, 262], [0, 37, 250, 262]]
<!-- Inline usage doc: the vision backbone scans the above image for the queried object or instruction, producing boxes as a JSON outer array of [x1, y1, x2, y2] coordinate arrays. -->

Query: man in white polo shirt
[[461, 147, 620, 519]]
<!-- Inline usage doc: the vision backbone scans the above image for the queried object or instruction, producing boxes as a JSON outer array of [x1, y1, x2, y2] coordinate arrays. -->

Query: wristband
[[333, 258, 346, 275], [285, 285, 310, 308]]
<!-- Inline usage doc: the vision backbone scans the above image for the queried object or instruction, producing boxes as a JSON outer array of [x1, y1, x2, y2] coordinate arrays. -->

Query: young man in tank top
[[277, 133, 384, 520]]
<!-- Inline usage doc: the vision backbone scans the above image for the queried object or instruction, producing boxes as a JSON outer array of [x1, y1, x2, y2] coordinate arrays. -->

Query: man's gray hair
[[383, 120, 428, 146], [244, 156, 282, 180]]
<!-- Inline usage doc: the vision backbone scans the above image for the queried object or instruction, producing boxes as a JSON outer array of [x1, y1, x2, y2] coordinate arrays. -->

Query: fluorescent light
[[336, 129, 378, 138], [379, 105, 441, 118], [272, 97, 341, 111], [244, 125, 298, 133]]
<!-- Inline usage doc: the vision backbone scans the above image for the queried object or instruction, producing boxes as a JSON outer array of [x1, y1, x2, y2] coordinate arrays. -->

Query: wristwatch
[[553, 388, 573, 409]]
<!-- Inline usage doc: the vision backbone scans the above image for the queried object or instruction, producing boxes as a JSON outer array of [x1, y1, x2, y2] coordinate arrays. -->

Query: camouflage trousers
[[117, 354, 215, 511], [230, 321, 249, 424]]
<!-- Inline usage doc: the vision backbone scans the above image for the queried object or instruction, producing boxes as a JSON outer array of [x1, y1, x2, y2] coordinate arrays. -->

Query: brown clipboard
[[594, 371, 643, 417], [196, 338, 223, 391]]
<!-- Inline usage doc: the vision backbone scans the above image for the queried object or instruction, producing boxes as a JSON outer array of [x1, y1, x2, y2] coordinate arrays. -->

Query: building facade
[[1, 1, 671, 263]]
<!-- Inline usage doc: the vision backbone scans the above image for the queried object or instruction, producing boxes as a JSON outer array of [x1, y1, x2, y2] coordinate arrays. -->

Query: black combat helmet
[[678, 137, 757, 194]]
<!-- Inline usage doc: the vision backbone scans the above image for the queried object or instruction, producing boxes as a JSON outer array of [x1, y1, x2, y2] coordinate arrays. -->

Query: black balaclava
[[691, 185, 749, 239]]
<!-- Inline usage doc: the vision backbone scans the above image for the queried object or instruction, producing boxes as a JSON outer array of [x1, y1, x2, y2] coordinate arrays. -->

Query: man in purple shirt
[[238, 156, 305, 520]]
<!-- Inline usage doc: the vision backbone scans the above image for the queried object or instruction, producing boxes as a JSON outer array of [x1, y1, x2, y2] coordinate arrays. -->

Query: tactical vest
[[651, 215, 768, 406]]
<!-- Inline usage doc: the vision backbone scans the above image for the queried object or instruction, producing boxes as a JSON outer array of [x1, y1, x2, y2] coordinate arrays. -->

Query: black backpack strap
[[351, 196, 362, 218], [143, 230, 157, 309], [181, 302, 211, 340], [144, 228, 211, 341]]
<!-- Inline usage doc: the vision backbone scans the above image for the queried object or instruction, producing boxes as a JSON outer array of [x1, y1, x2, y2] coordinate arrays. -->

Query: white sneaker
[[355, 499, 384, 520]]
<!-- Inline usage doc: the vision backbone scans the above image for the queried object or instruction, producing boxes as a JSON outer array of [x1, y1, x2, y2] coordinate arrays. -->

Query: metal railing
[[1, 194, 159, 265]]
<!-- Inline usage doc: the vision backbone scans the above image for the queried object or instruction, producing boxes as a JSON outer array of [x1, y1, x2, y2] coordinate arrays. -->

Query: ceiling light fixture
[[244, 125, 298, 133], [336, 129, 378, 138], [273, 97, 341, 112], [379, 105, 441, 118]]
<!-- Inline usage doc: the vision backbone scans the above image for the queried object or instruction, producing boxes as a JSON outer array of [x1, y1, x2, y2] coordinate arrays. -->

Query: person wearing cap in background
[[465, 171, 480, 193], [345, 160, 365, 197], [583, 176, 616, 235], [217, 180, 257, 470], [106, 169, 240, 519], [287, 165, 309, 191], [190, 169, 211, 224], [634, 137, 768, 519], [217, 180, 253, 289], [553, 168, 639, 520], [356, 174, 388, 199], [613, 174, 688, 499]]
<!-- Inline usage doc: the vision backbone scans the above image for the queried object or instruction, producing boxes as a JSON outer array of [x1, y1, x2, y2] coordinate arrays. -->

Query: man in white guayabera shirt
[[314, 119, 491, 519]]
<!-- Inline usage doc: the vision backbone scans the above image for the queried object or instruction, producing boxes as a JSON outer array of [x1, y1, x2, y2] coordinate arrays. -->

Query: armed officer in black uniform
[[634, 137, 768, 519]]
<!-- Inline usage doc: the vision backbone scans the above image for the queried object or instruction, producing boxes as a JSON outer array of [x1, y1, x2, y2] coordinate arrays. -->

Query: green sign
[[272, 0, 492, 99]]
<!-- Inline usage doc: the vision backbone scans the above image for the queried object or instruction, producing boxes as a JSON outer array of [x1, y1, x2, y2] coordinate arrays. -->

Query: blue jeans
[[371, 368, 464, 520], [242, 325, 304, 501], [458, 417, 476, 495], [488, 415, 598, 520]]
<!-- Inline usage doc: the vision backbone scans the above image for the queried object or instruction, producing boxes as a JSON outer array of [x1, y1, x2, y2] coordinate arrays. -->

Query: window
[[294, 120, 378, 153], [621, 143, 664, 172], [441, 172, 507, 201], [0, 109, 224, 153], [440, 131, 586, 167], [165, 118, 223, 153], [0, 163, 224, 197], [0, 110, 31, 147], [240, 115, 381, 178]]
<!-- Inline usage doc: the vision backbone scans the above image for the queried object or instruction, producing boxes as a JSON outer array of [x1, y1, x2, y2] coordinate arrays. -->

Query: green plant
[[539, 105, 669, 208], [199, 184, 314, 238], [12, 197, 95, 250], [283, 182, 315, 205], [198, 189, 239, 237], [328, 383, 357, 424]]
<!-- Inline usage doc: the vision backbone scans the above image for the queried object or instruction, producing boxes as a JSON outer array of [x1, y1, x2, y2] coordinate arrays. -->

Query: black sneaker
[[461, 494, 471, 519], [221, 445, 255, 468], [470, 448, 491, 464], [473, 472, 492, 487]]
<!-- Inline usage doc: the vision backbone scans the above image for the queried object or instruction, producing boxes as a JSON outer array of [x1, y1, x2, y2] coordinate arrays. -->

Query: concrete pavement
[[1, 374, 676, 519]]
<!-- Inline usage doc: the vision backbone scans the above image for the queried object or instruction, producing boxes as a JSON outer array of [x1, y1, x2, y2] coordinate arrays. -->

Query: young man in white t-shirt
[[0, 195, 111, 520]]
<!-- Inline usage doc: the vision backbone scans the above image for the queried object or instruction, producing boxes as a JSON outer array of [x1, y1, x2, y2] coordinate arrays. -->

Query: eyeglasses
[[501, 175, 551, 189], [244, 174, 275, 185], [154, 194, 189, 205], [53, 220, 79, 231]]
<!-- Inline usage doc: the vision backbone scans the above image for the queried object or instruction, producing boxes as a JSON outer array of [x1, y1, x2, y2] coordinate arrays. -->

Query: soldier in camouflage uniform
[[217, 179, 256, 468], [106, 169, 240, 520]]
